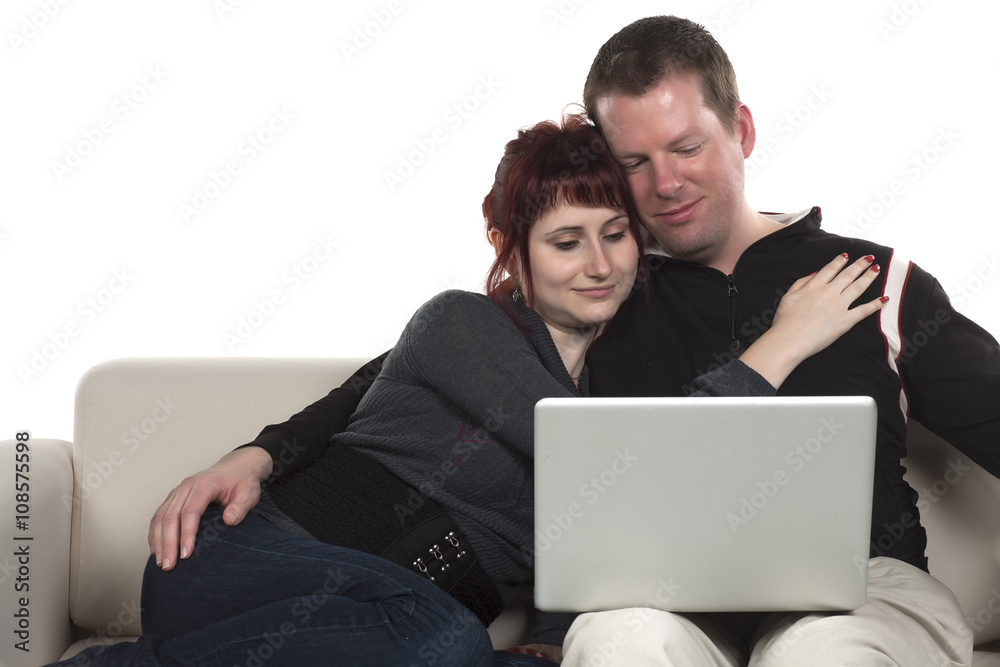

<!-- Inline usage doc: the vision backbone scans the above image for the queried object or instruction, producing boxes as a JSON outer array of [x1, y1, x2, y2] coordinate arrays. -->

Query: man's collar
[[642, 207, 815, 258]]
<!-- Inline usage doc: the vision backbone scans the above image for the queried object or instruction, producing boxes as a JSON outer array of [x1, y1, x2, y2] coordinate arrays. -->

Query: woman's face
[[523, 203, 639, 335]]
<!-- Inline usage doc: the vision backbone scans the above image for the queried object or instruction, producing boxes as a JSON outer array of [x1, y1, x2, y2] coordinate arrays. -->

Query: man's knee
[[565, 608, 700, 666]]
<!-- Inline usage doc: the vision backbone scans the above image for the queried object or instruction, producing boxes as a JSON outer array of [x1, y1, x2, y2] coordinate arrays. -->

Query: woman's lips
[[574, 285, 616, 298]]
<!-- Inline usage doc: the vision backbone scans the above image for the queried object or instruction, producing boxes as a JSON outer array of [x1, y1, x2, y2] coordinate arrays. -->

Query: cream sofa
[[1, 357, 998, 666]]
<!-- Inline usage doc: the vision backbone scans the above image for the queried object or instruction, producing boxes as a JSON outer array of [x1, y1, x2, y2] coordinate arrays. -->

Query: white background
[[3, 0, 998, 442]]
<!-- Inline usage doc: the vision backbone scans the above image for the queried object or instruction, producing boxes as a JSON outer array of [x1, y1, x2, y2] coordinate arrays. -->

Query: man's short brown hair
[[584, 16, 741, 134]]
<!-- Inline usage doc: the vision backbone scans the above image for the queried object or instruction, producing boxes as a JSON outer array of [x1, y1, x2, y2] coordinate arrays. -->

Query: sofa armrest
[[0, 437, 75, 667]]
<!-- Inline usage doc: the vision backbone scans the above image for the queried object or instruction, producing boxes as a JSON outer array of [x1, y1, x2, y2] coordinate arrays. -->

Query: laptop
[[533, 396, 877, 613]]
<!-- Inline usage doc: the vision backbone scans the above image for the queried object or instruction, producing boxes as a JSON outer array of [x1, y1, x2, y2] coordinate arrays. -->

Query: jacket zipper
[[727, 274, 742, 352]]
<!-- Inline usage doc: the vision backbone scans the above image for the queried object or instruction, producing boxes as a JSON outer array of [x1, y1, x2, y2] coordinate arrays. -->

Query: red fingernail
[[880, 296, 890, 303], [870, 264, 880, 273], [864, 254, 876, 263], [841, 253, 849, 259]]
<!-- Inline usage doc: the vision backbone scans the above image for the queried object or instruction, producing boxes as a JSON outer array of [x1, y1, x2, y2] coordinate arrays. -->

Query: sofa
[[1, 357, 998, 666]]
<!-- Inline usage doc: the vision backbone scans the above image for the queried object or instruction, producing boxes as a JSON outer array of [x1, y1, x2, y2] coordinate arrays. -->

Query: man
[[557, 15, 999, 666]]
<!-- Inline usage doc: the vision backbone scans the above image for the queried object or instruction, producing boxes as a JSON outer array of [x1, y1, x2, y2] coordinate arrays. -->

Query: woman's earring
[[512, 285, 524, 303]]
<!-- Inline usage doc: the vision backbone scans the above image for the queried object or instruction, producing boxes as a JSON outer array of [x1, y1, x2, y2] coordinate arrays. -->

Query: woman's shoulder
[[409, 290, 503, 329], [397, 289, 529, 373], [421, 289, 491, 309]]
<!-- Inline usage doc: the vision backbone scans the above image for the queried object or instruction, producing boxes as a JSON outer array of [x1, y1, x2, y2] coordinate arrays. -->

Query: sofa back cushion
[[70, 357, 369, 637], [902, 420, 1000, 646]]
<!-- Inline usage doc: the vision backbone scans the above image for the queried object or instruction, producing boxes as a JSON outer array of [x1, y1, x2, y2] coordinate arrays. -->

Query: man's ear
[[735, 103, 756, 159]]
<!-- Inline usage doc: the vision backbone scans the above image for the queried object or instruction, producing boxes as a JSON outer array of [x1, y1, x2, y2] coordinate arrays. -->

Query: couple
[[59, 14, 995, 667]]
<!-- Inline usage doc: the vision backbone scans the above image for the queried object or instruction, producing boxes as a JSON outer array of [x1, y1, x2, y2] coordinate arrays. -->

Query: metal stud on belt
[[446, 531, 466, 558]]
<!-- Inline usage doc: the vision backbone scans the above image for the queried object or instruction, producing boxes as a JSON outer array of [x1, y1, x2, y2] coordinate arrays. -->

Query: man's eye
[[679, 144, 703, 156]]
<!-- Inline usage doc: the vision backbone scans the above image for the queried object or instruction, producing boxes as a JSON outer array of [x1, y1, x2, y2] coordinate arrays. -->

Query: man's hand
[[147, 446, 273, 570]]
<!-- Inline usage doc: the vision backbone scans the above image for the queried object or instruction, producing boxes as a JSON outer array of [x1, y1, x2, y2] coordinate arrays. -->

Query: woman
[[51, 114, 885, 666]]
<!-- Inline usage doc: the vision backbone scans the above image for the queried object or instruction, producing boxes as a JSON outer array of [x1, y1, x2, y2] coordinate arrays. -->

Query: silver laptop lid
[[533, 396, 876, 613]]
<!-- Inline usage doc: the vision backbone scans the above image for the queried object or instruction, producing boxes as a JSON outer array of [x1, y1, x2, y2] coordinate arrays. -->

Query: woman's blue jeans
[[48, 507, 555, 666]]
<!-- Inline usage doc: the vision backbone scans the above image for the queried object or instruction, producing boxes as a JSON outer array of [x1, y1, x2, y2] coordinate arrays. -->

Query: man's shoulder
[[763, 207, 895, 260]]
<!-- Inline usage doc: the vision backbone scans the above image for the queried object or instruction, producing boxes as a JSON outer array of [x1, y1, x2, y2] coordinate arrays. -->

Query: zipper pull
[[727, 274, 740, 347]]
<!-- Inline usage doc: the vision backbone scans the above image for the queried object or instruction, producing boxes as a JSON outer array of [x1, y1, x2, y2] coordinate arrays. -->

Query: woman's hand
[[740, 253, 888, 389], [147, 446, 273, 570], [505, 643, 563, 663]]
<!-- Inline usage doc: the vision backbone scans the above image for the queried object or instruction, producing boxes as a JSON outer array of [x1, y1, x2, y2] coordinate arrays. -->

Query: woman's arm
[[738, 253, 887, 389]]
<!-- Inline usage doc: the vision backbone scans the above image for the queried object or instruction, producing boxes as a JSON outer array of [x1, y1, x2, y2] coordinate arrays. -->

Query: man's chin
[[644, 231, 714, 263]]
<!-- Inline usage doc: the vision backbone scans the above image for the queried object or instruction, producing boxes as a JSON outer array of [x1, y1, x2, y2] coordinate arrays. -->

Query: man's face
[[595, 74, 754, 266]]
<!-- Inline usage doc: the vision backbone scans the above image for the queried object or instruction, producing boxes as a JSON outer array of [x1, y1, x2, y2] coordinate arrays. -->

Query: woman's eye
[[621, 160, 644, 173], [554, 240, 578, 251], [605, 231, 627, 242]]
